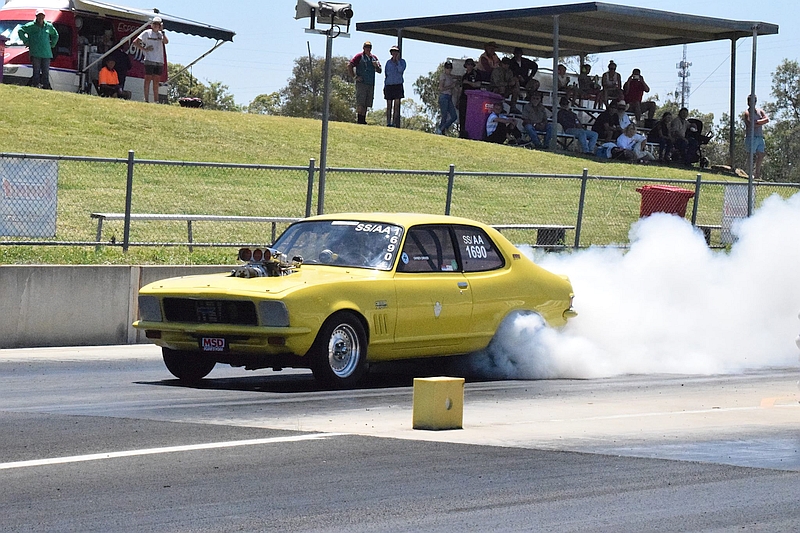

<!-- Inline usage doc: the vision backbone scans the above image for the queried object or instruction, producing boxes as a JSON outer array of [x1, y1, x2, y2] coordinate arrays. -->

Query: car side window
[[453, 226, 505, 272], [397, 226, 458, 272]]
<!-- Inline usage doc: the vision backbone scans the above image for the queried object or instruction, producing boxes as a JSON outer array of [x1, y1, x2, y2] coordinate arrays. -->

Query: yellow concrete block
[[412, 376, 464, 430]]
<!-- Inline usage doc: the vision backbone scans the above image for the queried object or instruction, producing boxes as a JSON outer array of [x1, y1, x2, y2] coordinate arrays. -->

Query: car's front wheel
[[309, 312, 368, 388], [162, 348, 216, 383]]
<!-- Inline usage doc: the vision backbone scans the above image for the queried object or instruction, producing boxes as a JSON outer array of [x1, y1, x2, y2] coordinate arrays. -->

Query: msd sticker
[[201, 337, 227, 352]]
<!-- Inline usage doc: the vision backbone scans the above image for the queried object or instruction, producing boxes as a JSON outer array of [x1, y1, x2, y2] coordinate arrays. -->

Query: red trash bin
[[464, 89, 504, 140], [636, 185, 695, 218]]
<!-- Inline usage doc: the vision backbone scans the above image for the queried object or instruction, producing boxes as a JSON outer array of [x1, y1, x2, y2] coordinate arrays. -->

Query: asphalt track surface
[[1, 345, 798, 532]]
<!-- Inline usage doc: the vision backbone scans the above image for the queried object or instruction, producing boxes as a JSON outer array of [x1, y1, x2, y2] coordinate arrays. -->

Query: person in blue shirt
[[383, 45, 406, 128], [347, 41, 382, 124]]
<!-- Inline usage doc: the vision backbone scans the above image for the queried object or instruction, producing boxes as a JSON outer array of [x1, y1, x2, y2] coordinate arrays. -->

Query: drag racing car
[[133, 213, 577, 387]]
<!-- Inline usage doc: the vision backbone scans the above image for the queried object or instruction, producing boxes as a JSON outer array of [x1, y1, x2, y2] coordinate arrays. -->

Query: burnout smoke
[[462, 192, 800, 380]]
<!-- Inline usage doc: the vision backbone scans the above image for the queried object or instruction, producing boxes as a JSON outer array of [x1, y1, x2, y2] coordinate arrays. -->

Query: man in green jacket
[[19, 9, 59, 89]]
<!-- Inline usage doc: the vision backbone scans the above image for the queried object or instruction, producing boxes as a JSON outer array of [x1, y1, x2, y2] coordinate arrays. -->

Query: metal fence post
[[445, 164, 455, 215], [306, 158, 315, 218], [691, 173, 702, 225], [574, 168, 588, 248], [122, 150, 134, 252]]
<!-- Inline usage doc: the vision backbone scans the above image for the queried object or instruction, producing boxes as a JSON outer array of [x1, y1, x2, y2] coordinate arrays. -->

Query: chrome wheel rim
[[327, 323, 360, 378]]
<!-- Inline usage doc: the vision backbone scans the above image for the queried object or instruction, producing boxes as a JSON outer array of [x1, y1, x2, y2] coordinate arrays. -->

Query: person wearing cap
[[623, 68, 656, 124], [556, 97, 598, 154], [348, 42, 382, 124], [477, 41, 500, 82], [490, 57, 521, 114], [458, 58, 482, 138], [134, 17, 168, 103], [601, 60, 623, 109], [521, 91, 554, 149], [18, 9, 59, 89], [383, 45, 405, 128], [436, 61, 458, 135], [485, 101, 522, 144], [97, 57, 131, 99]]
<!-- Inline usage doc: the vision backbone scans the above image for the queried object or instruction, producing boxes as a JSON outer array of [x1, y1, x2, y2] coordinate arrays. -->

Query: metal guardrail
[[2, 151, 798, 251]]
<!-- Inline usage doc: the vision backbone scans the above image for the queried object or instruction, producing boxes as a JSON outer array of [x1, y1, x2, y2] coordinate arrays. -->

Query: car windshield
[[0, 21, 27, 46], [273, 220, 404, 271]]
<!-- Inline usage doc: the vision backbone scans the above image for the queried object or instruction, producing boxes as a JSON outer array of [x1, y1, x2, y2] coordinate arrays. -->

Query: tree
[[413, 63, 445, 123], [247, 92, 282, 115], [251, 55, 355, 121], [166, 63, 241, 111], [766, 59, 800, 123]]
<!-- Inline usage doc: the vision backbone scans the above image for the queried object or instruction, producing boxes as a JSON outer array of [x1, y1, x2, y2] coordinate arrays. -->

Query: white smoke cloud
[[462, 192, 800, 379]]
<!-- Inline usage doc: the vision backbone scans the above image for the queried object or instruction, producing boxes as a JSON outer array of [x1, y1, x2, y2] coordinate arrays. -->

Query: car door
[[451, 225, 512, 350], [392, 225, 472, 356]]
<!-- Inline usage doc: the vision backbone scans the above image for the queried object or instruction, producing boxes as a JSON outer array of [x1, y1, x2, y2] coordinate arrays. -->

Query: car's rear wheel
[[162, 348, 216, 382], [309, 312, 368, 388]]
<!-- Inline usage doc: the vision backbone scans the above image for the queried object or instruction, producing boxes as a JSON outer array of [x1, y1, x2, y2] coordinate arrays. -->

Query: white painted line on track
[[0, 433, 347, 470]]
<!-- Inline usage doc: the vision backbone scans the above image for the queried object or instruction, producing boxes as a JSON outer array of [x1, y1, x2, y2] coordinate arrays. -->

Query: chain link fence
[[1, 152, 798, 250]]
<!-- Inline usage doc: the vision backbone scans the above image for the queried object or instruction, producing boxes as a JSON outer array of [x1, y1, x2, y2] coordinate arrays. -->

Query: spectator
[[623, 68, 657, 124], [18, 9, 59, 90], [97, 57, 131, 99], [601, 60, 623, 108], [591, 103, 619, 143], [521, 91, 554, 149], [347, 41, 381, 124], [459, 58, 482, 138], [669, 107, 698, 166], [557, 97, 598, 154], [743, 95, 769, 180], [611, 99, 632, 133], [134, 17, 168, 103], [617, 124, 655, 162], [557, 64, 577, 104], [109, 44, 132, 91], [383, 45, 406, 128], [486, 101, 522, 144], [524, 77, 541, 98], [509, 47, 538, 88], [477, 41, 500, 82], [577, 63, 602, 107], [436, 61, 458, 135], [490, 57, 521, 114], [647, 112, 673, 162]]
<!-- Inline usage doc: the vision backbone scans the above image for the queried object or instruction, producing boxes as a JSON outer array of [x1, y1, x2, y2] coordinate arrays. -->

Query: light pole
[[295, 1, 353, 215]]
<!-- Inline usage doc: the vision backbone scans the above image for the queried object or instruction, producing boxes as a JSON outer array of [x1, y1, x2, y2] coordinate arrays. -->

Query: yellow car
[[134, 213, 576, 387]]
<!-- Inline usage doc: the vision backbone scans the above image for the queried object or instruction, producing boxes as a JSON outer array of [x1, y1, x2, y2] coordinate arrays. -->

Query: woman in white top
[[617, 124, 655, 162]]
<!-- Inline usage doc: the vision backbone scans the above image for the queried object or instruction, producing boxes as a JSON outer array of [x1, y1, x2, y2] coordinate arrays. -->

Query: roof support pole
[[747, 25, 759, 216], [395, 29, 403, 129], [729, 37, 737, 169], [550, 15, 560, 150]]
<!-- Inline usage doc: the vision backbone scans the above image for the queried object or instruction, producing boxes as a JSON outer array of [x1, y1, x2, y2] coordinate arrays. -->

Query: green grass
[[0, 84, 754, 265]]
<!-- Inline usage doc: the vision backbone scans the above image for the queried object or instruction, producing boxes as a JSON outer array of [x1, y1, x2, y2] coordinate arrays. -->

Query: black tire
[[162, 348, 216, 383], [309, 312, 368, 388]]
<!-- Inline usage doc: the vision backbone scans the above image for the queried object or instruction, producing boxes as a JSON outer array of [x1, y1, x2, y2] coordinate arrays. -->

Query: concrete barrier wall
[[0, 265, 232, 349]]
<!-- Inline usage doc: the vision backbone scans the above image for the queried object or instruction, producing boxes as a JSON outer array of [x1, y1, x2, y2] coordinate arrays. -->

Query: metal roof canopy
[[357, 2, 776, 58], [358, 2, 778, 167]]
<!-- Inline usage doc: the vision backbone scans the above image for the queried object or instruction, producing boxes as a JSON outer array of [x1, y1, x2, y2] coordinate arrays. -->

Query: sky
[[457, 191, 800, 380], [120, 0, 799, 124]]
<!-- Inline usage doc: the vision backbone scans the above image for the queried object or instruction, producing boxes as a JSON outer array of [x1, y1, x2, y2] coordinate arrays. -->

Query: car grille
[[163, 298, 258, 325]]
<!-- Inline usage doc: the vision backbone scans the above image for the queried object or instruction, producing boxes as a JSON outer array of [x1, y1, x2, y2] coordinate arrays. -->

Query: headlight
[[138, 295, 162, 322], [259, 301, 289, 327]]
